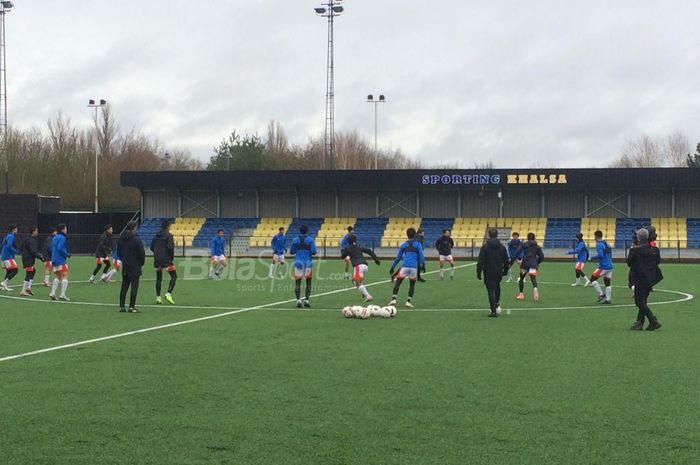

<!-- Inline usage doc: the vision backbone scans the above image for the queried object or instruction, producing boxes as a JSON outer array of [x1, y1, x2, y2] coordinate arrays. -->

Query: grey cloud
[[8, 0, 700, 166]]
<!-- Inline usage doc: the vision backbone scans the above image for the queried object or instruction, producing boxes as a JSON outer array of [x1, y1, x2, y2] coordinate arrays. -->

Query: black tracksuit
[[341, 244, 379, 267], [477, 238, 510, 314], [118, 230, 145, 310], [21, 236, 43, 282], [42, 235, 54, 264], [150, 229, 176, 296], [627, 243, 663, 325], [435, 236, 454, 256], [510, 240, 544, 293], [416, 235, 426, 280], [92, 232, 113, 276]]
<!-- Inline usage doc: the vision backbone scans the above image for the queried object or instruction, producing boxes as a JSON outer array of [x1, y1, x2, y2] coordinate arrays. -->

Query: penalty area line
[[0, 263, 476, 363]]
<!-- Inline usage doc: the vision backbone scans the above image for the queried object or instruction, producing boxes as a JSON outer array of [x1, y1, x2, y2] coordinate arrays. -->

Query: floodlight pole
[[0, 1, 13, 194], [87, 99, 107, 213], [314, 0, 344, 170], [366, 94, 386, 169]]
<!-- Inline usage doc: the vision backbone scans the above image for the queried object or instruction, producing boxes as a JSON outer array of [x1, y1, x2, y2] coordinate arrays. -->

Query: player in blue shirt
[[506, 232, 523, 282], [567, 232, 590, 287], [1, 224, 19, 291], [589, 230, 613, 304], [50, 223, 71, 301], [270, 227, 287, 278], [388, 227, 425, 308], [339, 226, 354, 279], [209, 229, 228, 279], [290, 224, 317, 308]]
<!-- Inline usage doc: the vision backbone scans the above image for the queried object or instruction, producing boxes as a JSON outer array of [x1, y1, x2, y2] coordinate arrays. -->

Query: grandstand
[[120, 168, 700, 257]]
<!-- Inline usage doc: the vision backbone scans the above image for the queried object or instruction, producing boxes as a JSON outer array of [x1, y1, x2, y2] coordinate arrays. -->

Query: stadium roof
[[121, 168, 700, 190]]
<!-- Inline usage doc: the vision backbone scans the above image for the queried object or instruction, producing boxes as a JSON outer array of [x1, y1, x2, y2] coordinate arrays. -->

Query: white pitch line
[[0, 263, 476, 363]]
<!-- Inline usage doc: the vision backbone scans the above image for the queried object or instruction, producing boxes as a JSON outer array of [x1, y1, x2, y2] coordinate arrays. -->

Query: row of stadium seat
[[169, 217, 206, 247], [138, 217, 700, 249], [316, 217, 356, 246]]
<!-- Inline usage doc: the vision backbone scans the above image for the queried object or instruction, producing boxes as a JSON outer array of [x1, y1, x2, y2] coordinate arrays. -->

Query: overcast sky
[[9, 1, 700, 167]]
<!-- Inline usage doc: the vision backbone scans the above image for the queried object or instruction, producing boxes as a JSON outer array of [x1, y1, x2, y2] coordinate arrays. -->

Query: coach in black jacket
[[627, 228, 663, 331], [477, 228, 510, 317], [118, 221, 145, 313]]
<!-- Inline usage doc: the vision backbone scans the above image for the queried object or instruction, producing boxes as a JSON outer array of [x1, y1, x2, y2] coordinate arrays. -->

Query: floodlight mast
[[365, 94, 386, 169], [314, 0, 344, 170], [0, 0, 13, 194], [87, 99, 107, 213]]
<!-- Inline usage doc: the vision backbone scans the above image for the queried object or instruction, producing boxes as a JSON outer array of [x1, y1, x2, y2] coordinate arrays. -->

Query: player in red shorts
[[1, 224, 19, 291], [19, 227, 43, 296], [41, 227, 57, 287], [341, 234, 380, 302]]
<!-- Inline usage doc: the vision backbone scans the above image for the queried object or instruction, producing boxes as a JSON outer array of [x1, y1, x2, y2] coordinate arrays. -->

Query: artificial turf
[[0, 256, 698, 465]]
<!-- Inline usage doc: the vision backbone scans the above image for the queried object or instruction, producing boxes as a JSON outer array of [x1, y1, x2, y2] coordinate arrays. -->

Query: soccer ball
[[357, 307, 370, 320], [496, 306, 502, 315], [341, 306, 354, 318], [383, 306, 397, 318], [367, 305, 382, 316]]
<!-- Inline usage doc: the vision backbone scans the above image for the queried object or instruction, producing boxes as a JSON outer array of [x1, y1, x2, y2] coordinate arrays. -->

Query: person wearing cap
[[626, 228, 663, 331], [118, 221, 145, 313]]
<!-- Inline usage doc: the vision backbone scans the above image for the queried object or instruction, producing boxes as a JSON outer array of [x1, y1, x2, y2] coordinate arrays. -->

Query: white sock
[[269, 264, 274, 276], [605, 286, 612, 301], [60, 279, 68, 297], [22, 281, 28, 291], [107, 269, 118, 280], [44, 274, 50, 284], [439, 268, 444, 278], [450, 266, 455, 277], [592, 281, 602, 295], [28, 279, 33, 290], [358, 285, 369, 298], [51, 278, 59, 296]]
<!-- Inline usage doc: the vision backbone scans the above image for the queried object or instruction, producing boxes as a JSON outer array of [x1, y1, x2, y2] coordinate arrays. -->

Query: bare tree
[[664, 131, 689, 167], [265, 120, 289, 156], [611, 134, 664, 168]]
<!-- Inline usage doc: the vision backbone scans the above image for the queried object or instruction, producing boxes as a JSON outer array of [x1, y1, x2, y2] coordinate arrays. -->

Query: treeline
[[4, 107, 201, 210], [207, 121, 422, 171], [4, 114, 427, 210]]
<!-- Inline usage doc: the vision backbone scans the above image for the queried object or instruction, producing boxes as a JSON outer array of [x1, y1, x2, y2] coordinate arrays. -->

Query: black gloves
[[374, 259, 381, 266], [476, 272, 482, 281], [389, 267, 395, 276]]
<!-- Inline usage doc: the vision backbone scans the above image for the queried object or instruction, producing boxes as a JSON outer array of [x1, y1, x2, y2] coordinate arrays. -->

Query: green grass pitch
[[1, 256, 699, 465]]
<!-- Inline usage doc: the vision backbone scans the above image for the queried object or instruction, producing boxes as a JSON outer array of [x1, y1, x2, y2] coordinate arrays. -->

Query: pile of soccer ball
[[341, 305, 397, 319]]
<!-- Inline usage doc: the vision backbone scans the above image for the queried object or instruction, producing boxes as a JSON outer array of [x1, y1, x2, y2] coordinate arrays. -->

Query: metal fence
[[8, 234, 700, 262]]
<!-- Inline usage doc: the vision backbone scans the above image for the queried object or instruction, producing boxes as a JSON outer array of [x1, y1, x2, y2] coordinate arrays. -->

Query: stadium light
[[0, 0, 13, 194], [366, 93, 387, 169], [313, 0, 346, 170], [87, 98, 108, 213]]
